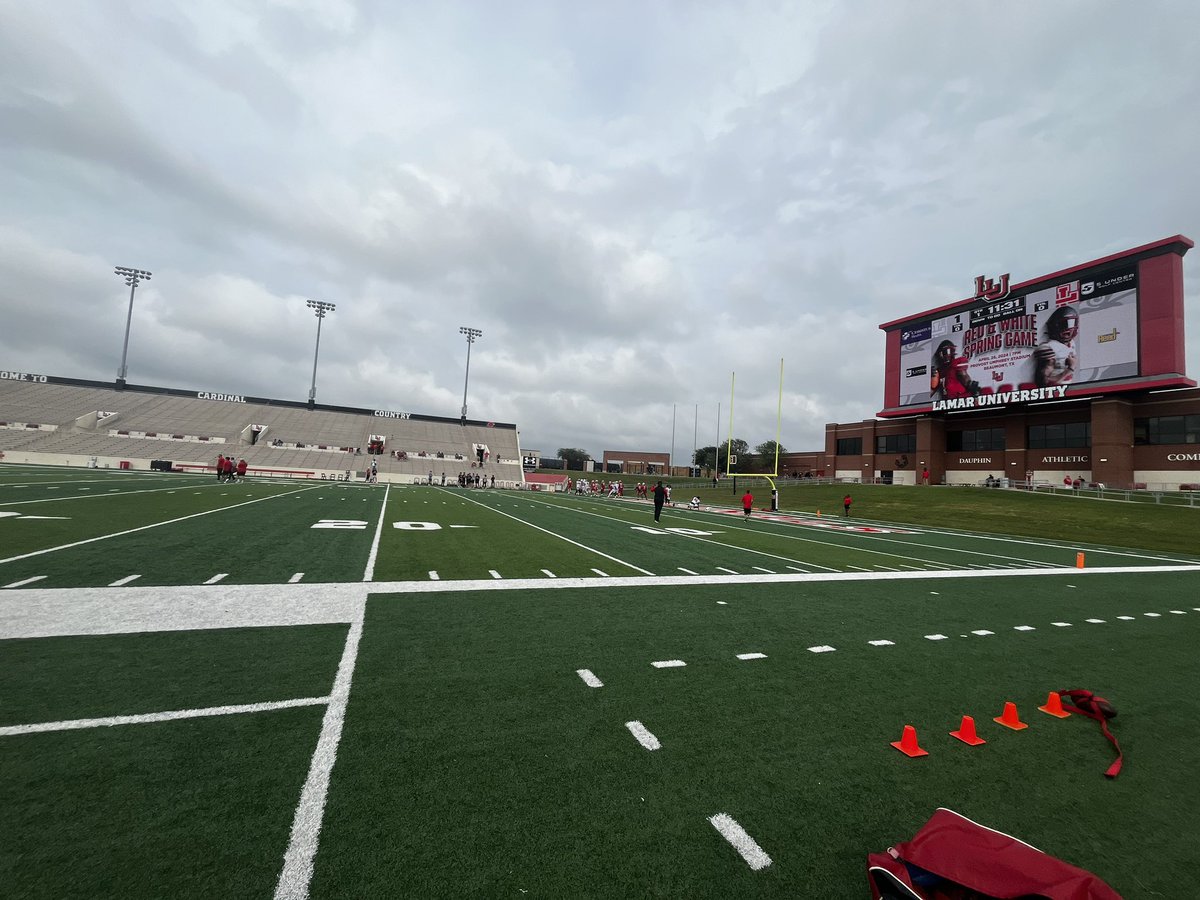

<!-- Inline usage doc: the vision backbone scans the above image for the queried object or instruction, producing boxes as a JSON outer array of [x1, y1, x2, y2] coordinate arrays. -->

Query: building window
[[946, 428, 1005, 451], [875, 433, 916, 454], [836, 437, 862, 456], [1029, 422, 1090, 449], [1134, 415, 1200, 445]]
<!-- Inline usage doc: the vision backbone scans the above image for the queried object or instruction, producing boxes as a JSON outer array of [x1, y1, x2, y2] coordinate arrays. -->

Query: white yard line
[[289, 573, 305, 583], [446, 488, 656, 576], [652, 659, 686, 668], [109, 575, 141, 587], [274, 615, 365, 900], [708, 813, 772, 871], [736, 652, 767, 660], [0, 485, 323, 565], [0, 480, 240, 507], [625, 720, 661, 750], [0, 695, 329, 737], [203, 573, 228, 585], [541, 569, 557, 578], [576, 669, 603, 687], [361, 483, 390, 583], [3, 575, 46, 588]]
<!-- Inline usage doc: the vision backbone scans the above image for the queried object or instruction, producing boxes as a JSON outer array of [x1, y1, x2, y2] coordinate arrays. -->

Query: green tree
[[755, 440, 786, 469], [693, 446, 717, 470], [717, 439, 749, 471], [557, 448, 591, 471]]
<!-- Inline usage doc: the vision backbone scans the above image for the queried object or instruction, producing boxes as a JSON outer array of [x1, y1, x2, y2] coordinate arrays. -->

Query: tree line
[[556, 441, 786, 472]]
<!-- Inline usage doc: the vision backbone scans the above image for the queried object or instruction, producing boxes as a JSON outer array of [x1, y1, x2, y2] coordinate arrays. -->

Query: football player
[[1035, 306, 1079, 387], [930, 339, 980, 400]]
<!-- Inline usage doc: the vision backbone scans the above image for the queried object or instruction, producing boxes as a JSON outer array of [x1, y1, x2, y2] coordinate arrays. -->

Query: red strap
[[1059, 690, 1122, 778]]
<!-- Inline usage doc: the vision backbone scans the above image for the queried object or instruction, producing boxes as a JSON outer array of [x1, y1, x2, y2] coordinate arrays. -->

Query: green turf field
[[2, 464, 1199, 898]]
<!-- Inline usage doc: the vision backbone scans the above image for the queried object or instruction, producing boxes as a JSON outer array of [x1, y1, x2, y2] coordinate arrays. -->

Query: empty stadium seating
[[0, 378, 523, 484]]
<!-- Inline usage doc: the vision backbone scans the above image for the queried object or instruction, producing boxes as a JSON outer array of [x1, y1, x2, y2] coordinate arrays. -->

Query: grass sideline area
[[1, 463, 1198, 897]]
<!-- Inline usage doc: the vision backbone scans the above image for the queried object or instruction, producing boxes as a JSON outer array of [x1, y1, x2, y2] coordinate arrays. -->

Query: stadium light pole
[[113, 266, 152, 389], [459, 326, 482, 425], [306, 300, 336, 410]]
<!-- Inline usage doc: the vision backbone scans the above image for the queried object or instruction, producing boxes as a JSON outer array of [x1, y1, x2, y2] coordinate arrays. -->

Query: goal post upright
[[724, 360, 785, 510]]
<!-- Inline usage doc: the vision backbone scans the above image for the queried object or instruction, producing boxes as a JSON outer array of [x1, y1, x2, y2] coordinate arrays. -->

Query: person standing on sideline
[[921, 467, 930, 485], [843, 493, 852, 516], [216, 453, 225, 481], [652, 480, 667, 522], [742, 490, 754, 519], [236, 458, 248, 481]]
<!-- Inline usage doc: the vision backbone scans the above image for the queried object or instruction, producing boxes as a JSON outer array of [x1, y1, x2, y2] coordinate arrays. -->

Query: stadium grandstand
[[0, 373, 524, 486]]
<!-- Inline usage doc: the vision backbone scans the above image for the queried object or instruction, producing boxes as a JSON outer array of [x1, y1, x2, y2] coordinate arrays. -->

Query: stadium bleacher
[[0, 377, 523, 485]]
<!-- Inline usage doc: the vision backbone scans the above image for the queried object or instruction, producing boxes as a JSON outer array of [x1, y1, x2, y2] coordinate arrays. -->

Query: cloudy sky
[[2, 1, 1198, 462]]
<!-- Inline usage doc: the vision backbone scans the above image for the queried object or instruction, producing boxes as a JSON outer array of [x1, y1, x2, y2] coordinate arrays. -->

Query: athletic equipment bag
[[867, 807, 1121, 899]]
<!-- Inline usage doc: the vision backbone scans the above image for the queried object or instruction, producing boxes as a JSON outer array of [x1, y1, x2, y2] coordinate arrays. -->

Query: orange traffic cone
[[1075, 551, 1085, 568], [993, 701, 1029, 731], [1038, 691, 1071, 718], [890, 724, 929, 757], [949, 715, 986, 746]]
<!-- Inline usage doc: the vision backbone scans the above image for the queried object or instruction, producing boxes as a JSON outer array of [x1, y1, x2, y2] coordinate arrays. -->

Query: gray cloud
[[1, 1, 1197, 461]]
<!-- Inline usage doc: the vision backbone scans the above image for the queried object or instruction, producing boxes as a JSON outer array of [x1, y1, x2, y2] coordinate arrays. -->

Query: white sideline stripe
[[868, 639, 894, 646], [0, 696, 329, 737], [1086, 618, 1106, 623], [4, 575, 46, 588], [625, 720, 661, 751], [736, 652, 767, 660], [361, 482, 390, 583], [971, 630, 994, 636], [541, 569, 557, 578], [1117, 615, 1135, 620], [1014, 625, 1036, 631], [109, 575, 141, 587], [4, 565, 1198, 640], [716, 566, 738, 574], [1051, 621, 1072, 627], [204, 573, 228, 585], [590, 568, 610, 577], [652, 659, 686, 668], [678, 567, 698, 575], [274, 616, 364, 900], [0, 484, 322, 565], [1144, 612, 1162, 617], [925, 634, 948, 641], [808, 645, 836, 653], [1170, 610, 1186, 614], [289, 573, 304, 583], [428, 571, 440, 580], [576, 669, 603, 687], [717, 600, 728, 605], [708, 813, 772, 871]]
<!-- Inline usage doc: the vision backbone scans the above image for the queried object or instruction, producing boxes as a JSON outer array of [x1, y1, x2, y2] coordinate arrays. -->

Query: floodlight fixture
[[307, 300, 337, 408], [459, 326, 482, 425], [113, 266, 152, 388]]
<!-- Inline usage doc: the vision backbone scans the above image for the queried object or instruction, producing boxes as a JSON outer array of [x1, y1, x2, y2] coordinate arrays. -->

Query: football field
[[2, 465, 1199, 897]]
